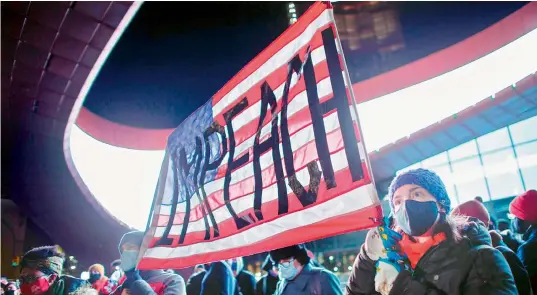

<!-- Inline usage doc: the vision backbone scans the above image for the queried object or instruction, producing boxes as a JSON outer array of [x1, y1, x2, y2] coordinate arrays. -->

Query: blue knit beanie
[[388, 168, 451, 213]]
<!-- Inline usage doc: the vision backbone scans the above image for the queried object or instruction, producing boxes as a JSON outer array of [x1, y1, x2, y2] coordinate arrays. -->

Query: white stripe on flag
[[147, 183, 376, 259], [212, 10, 333, 116]]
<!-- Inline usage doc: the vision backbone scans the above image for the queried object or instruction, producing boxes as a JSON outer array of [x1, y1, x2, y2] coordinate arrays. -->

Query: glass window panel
[[422, 152, 448, 168], [399, 161, 422, 173], [451, 156, 489, 203], [477, 128, 511, 153], [515, 141, 537, 190], [428, 164, 458, 207], [509, 115, 537, 144], [482, 148, 524, 200], [448, 140, 478, 161]]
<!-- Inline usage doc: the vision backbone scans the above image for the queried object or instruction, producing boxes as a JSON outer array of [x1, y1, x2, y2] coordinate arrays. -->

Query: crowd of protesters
[[2, 168, 536, 295]]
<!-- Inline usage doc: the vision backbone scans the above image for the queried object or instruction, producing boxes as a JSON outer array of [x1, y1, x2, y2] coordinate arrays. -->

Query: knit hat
[[88, 264, 105, 276], [118, 231, 145, 253], [452, 200, 490, 226], [388, 168, 451, 213], [510, 190, 537, 222], [269, 244, 308, 264]]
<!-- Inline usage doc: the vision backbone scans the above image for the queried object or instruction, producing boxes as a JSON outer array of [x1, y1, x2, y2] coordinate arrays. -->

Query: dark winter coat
[[200, 262, 240, 295], [274, 263, 342, 295], [346, 222, 518, 295], [495, 244, 533, 295], [236, 270, 256, 295], [186, 271, 206, 295], [518, 226, 537, 294], [255, 274, 279, 295]]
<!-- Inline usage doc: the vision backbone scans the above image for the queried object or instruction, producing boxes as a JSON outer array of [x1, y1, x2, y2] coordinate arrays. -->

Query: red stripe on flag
[[211, 2, 329, 106], [139, 204, 382, 270], [212, 29, 333, 126], [152, 164, 371, 247], [156, 126, 347, 226]]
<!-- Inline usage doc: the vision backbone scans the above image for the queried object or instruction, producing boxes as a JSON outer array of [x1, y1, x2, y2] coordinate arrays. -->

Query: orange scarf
[[399, 233, 446, 268]]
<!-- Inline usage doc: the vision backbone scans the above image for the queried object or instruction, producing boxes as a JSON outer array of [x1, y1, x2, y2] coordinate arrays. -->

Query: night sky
[[84, 1, 528, 129]]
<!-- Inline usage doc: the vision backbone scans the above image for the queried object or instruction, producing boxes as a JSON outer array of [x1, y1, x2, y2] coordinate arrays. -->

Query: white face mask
[[120, 250, 139, 272]]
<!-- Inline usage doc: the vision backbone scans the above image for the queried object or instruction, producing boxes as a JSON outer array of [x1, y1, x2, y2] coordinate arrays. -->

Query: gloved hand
[[374, 260, 401, 295], [123, 270, 142, 289], [364, 227, 385, 261]]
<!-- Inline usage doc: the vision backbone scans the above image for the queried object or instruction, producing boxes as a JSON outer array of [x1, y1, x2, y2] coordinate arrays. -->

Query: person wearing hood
[[87, 264, 108, 293], [346, 168, 517, 295], [106, 231, 186, 295], [510, 189, 537, 293], [256, 255, 279, 295], [186, 265, 207, 295], [227, 258, 255, 295], [453, 200, 533, 295], [270, 244, 342, 295], [19, 245, 90, 295], [199, 261, 240, 295]]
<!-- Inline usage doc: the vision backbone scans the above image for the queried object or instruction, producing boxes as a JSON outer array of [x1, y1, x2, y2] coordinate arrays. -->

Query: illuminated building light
[[329, 255, 334, 261], [70, 266, 76, 270], [348, 266, 353, 271], [292, 13, 297, 18], [333, 267, 339, 272], [289, 8, 296, 13], [288, 2, 295, 9]]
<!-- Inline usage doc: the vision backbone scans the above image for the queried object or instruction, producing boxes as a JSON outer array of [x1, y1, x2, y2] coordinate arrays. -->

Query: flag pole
[[137, 151, 170, 267], [326, 3, 381, 209]]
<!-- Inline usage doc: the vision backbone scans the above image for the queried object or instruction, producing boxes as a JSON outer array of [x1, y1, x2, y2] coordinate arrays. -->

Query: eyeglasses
[[276, 258, 295, 269]]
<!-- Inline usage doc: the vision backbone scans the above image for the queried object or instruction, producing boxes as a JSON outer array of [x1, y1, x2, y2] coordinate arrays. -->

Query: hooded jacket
[[346, 222, 518, 295]]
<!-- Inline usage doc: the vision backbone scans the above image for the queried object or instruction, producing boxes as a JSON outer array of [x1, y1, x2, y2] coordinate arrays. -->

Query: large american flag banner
[[138, 1, 382, 270]]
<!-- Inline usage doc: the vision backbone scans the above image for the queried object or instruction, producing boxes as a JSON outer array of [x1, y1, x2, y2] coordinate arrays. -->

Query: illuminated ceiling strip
[[63, 1, 144, 230]]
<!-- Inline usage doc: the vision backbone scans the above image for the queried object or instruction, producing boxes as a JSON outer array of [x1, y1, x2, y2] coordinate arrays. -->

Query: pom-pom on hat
[[388, 168, 451, 213]]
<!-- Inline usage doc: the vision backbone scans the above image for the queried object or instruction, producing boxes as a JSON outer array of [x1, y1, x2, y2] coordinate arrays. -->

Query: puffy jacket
[[346, 222, 518, 295], [518, 226, 537, 294], [108, 270, 186, 295], [495, 245, 533, 295], [274, 263, 342, 295]]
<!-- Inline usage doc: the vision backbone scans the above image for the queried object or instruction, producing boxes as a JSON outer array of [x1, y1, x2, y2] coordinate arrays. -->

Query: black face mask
[[89, 273, 102, 283], [395, 200, 439, 236]]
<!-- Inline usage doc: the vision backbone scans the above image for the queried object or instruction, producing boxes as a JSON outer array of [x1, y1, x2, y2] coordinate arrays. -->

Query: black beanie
[[118, 231, 145, 254], [269, 244, 308, 264]]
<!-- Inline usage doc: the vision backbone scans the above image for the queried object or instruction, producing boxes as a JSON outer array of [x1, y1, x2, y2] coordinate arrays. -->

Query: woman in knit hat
[[346, 168, 518, 295]]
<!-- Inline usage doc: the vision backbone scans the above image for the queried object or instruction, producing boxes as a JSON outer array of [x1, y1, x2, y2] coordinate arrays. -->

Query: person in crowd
[[346, 168, 517, 295], [452, 200, 533, 295], [227, 258, 256, 295], [199, 261, 240, 295], [256, 255, 279, 295], [270, 244, 342, 295], [87, 264, 108, 293], [498, 219, 522, 253], [105, 231, 186, 295], [473, 196, 497, 230], [186, 265, 207, 295], [3, 281, 20, 295], [193, 265, 205, 275], [510, 189, 537, 293], [19, 245, 90, 295], [490, 230, 533, 295]]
